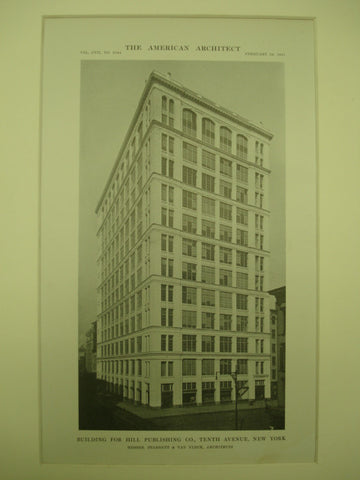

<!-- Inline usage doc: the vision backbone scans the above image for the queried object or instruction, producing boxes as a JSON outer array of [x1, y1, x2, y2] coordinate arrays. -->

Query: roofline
[[95, 70, 274, 213]]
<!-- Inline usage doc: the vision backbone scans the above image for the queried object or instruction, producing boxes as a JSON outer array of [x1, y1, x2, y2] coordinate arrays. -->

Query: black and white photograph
[[39, 16, 317, 465], [78, 61, 286, 432]]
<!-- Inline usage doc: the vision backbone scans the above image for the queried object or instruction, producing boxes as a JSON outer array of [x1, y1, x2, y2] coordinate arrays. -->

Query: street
[[79, 374, 284, 431]]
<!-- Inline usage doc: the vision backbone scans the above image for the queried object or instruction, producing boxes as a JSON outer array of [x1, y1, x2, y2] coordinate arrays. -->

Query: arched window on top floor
[[220, 126, 232, 153], [236, 134, 248, 161], [202, 118, 215, 145], [162, 96, 174, 127], [183, 108, 197, 137]]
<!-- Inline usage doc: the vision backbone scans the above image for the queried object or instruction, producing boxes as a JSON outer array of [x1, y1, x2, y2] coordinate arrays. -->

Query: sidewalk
[[116, 399, 276, 420]]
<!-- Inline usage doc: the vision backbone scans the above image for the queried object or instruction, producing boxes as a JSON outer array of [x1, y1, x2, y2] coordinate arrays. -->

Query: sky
[[79, 60, 285, 343]]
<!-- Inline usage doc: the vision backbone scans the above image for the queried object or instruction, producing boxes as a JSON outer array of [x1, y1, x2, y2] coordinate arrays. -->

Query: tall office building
[[95, 71, 273, 408]]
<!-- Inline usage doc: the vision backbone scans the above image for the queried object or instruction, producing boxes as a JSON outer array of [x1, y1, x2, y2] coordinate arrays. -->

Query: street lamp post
[[230, 369, 249, 430], [216, 369, 249, 430], [230, 369, 239, 430]]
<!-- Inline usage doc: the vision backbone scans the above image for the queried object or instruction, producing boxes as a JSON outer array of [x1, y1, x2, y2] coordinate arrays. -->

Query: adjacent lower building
[[85, 321, 97, 374], [95, 71, 274, 408], [269, 286, 286, 407]]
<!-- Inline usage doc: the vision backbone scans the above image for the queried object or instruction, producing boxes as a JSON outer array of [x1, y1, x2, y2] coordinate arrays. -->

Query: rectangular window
[[202, 150, 215, 170], [183, 142, 197, 163], [236, 316, 248, 332], [183, 190, 197, 210], [220, 358, 232, 373], [168, 286, 173, 302], [202, 220, 215, 239], [219, 269, 232, 287], [220, 202, 232, 220], [255, 317, 265, 333], [201, 265, 215, 284], [164, 335, 173, 351], [236, 250, 248, 267], [202, 312, 215, 329], [161, 361, 166, 377], [161, 308, 173, 327], [220, 291, 232, 309], [161, 208, 174, 227], [161, 284, 166, 302], [220, 180, 232, 198], [220, 224, 232, 243], [161, 184, 167, 202], [182, 238, 197, 257], [161, 234, 167, 251], [162, 134, 174, 154], [168, 309, 173, 327], [255, 275, 264, 291], [161, 207, 167, 226], [161, 307, 166, 326], [183, 166, 197, 186], [219, 247, 232, 264], [161, 284, 174, 303], [182, 286, 197, 305], [236, 164, 248, 183], [236, 186, 248, 204], [161, 257, 166, 276], [255, 338, 265, 353], [161, 234, 174, 252], [237, 359, 248, 374], [220, 314, 232, 331], [202, 173, 215, 192], [202, 358, 215, 375], [236, 229, 248, 246], [256, 361, 265, 375], [237, 294, 248, 310], [137, 290, 142, 308], [236, 208, 248, 225], [183, 382, 196, 391], [237, 337, 248, 353], [182, 335, 196, 352], [201, 289, 215, 307], [161, 134, 167, 151], [161, 157, 167, 175], [236, 272, 248, 289], [182, 359, 196, 376], [182, 310, 197, 328], [182, 214, 197, 234], [220, 157, 232, 176], [168, 160, 174, 178], [201, 242, 215, 261], [202, 196, 215, 216], [182, 262, 197, 281], [255, 297, 264, 313], [161, 258, 173, 277], [255, 215, 265, 230], [161, 157, 174, 178]]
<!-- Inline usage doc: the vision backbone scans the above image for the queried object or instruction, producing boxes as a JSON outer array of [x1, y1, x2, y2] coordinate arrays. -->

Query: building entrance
[[255, 384, 265, 400], [161, 384, 173, 408]]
